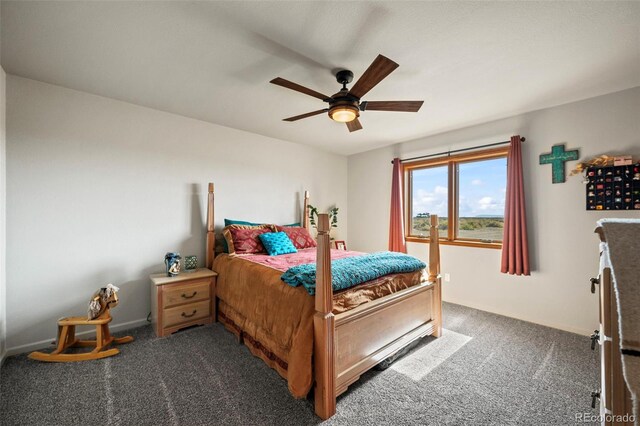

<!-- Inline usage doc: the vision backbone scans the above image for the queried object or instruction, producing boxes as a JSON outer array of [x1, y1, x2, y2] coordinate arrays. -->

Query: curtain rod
[[391, 137, 525, 164]]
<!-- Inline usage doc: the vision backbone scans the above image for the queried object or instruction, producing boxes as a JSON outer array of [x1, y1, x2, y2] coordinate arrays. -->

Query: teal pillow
[[225, 218, 261, 227], [224, 219, 300, 227], [258, 232, 297, 256]]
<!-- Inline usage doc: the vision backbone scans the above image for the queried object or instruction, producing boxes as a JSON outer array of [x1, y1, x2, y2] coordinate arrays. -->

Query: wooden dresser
[[150, 268, 217, 337], [592, 228, 635, 425]]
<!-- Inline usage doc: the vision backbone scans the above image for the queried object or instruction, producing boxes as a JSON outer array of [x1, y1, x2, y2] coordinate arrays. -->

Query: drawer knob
[[590, 330, 599, 350], [590, 277, 599, 294], [590, 390, 600, 408], [181, 310, 197, 318], [181, 291, 198, 299]]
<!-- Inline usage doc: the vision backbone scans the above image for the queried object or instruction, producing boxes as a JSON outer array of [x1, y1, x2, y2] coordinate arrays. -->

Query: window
[[405, 147, 508, 248]]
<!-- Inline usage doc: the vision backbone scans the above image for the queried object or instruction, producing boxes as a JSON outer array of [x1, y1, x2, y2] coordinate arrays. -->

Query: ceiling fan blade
[[283, 109, 328, 122], [270, 77, 332, 101], [361, 101, 424, 112], [346, 118, 363, 132], [348, 54, 399, 99]]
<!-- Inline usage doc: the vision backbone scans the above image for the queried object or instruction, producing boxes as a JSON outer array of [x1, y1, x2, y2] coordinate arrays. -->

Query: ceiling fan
[[270, 54, 424, 132]]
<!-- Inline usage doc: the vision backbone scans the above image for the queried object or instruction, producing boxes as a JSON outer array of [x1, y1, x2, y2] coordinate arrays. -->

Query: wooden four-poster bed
[[204, 183, 442, 419]]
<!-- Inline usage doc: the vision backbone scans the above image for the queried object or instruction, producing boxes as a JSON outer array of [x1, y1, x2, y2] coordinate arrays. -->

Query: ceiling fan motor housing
[[331, 70, 359, 122]]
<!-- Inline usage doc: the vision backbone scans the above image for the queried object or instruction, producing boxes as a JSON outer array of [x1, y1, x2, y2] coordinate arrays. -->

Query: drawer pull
[[590, 389, 600, 408], [590, 277, 599, 294], [181, 310, 197, 318], [590, 330, 599, 350], [181, 291, 198, 299]]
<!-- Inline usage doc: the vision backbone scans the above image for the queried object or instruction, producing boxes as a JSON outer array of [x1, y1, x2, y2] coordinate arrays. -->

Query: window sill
[[405, 236, 502, 250]]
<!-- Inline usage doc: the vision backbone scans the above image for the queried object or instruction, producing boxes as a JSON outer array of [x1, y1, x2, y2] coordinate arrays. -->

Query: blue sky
[[412, 158, 507, 218]]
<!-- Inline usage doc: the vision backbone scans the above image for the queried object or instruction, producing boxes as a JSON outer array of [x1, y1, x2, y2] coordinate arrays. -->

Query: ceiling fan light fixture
[[329, 105, 359, 123]]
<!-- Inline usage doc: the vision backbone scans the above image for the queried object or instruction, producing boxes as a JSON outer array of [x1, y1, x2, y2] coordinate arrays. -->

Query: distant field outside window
[[410, 165, 448, 237], [457, 158, 507, 242], [404, 146, 508, 248]]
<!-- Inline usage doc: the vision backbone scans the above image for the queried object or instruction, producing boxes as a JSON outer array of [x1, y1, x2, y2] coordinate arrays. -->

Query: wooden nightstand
[[150, 268, 217, 337]]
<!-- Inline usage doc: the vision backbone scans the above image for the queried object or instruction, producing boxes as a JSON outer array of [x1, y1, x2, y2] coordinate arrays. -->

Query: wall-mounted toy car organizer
[[585, 163, 640, 210]]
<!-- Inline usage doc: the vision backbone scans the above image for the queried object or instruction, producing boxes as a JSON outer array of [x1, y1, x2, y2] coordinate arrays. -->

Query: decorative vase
[[164, 252, 181, 277]]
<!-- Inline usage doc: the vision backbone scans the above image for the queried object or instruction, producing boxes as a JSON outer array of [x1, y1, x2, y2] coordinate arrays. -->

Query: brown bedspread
[[212, 253, 427, 398]]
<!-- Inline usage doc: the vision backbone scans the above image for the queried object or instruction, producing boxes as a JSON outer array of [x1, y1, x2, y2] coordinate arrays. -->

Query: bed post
[[303, 190, 310, 230], [206, 182, 215, 270], [429, 215, 442, 337], [314, 213, 336, 419]]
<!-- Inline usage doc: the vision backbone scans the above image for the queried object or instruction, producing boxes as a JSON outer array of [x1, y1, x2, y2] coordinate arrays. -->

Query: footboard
[[313, 214, 442, 419], [334, 280, 438, 395]]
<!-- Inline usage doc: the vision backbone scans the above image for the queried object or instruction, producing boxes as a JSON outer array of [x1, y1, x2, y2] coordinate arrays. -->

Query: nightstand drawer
[[162, 279, 211, 308], [163, 300, 210, 328]]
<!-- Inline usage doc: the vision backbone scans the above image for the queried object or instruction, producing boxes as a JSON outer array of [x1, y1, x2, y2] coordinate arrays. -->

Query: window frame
[[403, 146, 509, 249]]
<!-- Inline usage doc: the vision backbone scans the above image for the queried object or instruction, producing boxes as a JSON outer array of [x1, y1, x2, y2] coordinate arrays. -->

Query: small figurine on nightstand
[[164, 252, 181, 277]]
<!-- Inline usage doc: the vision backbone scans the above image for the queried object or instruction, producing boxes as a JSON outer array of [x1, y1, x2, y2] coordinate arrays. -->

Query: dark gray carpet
[[0, 303, 599, 425]]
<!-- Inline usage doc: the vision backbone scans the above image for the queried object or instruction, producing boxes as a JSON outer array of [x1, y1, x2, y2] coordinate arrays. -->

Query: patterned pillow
[[222, 224, 276, 255], [275, 226, 317, 249], [258, 232, 298, 256], [219, 222, 264, 252]]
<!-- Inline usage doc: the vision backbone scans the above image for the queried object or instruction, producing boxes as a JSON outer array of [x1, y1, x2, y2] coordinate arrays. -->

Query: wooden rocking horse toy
[[29, 284, 133, 362]]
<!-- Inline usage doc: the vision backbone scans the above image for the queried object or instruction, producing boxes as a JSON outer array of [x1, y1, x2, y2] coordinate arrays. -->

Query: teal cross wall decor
[[539, 144, 580, 184]]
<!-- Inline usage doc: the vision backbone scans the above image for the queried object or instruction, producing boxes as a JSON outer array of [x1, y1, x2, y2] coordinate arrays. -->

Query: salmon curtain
[[501, 135, 530, 275], [389, 158, 407, 253]]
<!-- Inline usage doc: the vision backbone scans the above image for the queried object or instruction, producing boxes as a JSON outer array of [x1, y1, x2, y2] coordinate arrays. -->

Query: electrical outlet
[[444, 273, 451, 282]]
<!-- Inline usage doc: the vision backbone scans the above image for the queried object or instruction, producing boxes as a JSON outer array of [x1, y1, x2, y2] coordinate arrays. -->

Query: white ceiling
[[2, 1, 639, 156]]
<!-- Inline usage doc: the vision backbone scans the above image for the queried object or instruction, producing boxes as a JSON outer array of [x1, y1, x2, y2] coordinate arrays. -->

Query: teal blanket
[[281, 251, 426, 295]]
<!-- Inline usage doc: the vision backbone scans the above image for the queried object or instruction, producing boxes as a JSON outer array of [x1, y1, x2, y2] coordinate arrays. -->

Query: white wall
[[0, 66, 6, 364], [5, 76, 348, 353], [349, 87, 640, 335]]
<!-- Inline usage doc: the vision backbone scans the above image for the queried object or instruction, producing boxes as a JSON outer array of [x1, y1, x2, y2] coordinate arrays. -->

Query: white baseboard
[[5, 318, 149, 357]]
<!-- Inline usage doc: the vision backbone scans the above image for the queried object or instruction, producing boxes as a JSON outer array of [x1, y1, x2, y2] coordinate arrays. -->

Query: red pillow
[[275, 226, 317, 249], [227, 227, 272, 255]]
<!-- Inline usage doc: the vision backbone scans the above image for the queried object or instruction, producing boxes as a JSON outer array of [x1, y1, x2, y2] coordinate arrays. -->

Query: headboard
[[205, 183, 311, 270]]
